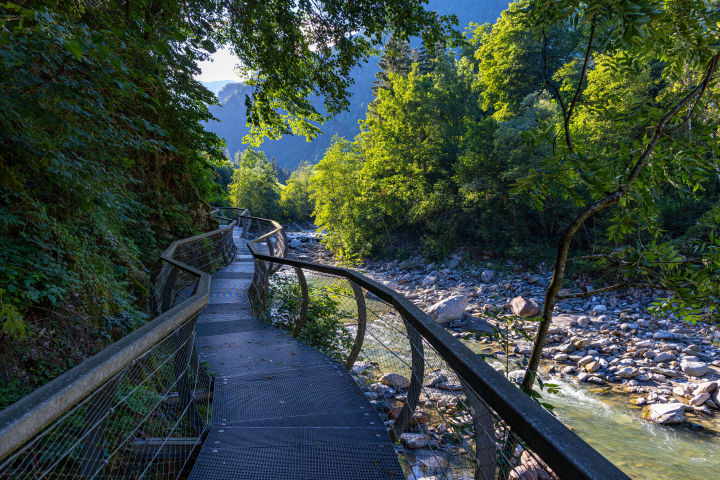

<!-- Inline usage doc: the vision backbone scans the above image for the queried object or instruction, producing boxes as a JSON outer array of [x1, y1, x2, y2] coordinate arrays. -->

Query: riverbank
[[285, 226, 720, 427]]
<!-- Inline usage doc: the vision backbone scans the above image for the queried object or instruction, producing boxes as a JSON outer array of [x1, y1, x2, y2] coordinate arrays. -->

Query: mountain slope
[[204, 0, 510, 169]]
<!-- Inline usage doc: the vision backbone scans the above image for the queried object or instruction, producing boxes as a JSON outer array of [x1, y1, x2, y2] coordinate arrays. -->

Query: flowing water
[[540, 377, 719, 479], [462, 342, 720, 480]]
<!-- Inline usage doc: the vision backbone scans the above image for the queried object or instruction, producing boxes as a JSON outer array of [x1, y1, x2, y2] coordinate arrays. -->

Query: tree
[[216, 0, 463, 143], [215, 161, 235, 194], [229, 154, 281, 220], [512, 0, 720, 391], [471, 0, 587, 118], [281, 162, 314, 221], [310, 136, 370, 255], [371, 36, 414, 97]]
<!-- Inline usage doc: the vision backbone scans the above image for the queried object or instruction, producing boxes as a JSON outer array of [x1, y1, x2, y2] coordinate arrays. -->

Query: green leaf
[[65, 39, 83, 60]]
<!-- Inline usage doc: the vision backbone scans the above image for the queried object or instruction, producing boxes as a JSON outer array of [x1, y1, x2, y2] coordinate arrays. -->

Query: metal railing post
[[459, 379, 497, 480], [343, 281, 366, 370], [79, 373, 125, 480], [160, 265, 178, 313], [290, 267, 309, 338], [392, 316, 424, 439]]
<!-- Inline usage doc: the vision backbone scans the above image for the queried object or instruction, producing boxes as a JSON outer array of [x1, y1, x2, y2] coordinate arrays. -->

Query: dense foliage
[[306, 0, 720, 345], [0, 0, 456, 401]]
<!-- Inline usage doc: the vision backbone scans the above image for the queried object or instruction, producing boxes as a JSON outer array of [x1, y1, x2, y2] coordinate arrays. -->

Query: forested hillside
[[204, 0, 511, 169]]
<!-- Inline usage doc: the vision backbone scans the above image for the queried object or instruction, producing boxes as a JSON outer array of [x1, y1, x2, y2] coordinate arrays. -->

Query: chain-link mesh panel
[[0, 314, 212, 480]]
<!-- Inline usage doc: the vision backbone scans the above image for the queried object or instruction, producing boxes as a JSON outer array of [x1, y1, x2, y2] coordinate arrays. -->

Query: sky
[[194, 49, 242, 82]]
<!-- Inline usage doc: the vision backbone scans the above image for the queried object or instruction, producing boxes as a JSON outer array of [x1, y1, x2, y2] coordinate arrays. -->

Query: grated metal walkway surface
[[189, 226, 403, 480]]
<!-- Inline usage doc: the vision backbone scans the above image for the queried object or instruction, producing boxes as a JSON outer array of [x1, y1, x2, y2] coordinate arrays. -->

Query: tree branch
[[563, 20, 596, 151], [557, 282, 667, 300]]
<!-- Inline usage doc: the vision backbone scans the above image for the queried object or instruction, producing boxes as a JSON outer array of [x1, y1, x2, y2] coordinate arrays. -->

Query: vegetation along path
[[188, 225, 402, 479]]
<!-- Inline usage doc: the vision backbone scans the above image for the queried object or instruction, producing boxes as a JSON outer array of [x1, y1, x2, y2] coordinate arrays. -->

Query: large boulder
[[681, 361, 708, 377], [428, 295, 468, 324], [640, 403, 686, 424], [510, 296, 541, 318]]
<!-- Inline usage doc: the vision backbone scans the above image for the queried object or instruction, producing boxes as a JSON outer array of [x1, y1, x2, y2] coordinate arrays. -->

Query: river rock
[[590, 305, 607, 315], [447, 258, 460, 269], [352, 363, 371, 375], [653, 330, 675, 340], [641, 403, 686, 424], [410, 408, 429, 425], [380, 373, 411, 389], [577, 316, 591, 325], [562, 366, 576, 374], [578, 355, 594, 367], [617, 367, 639, 378], [400, 433, 429, 449], [693, 381, 718, 395], [689, 393, 711, 406], [693, 404, 712, 415], [586, 361, 602, 373], [510, 296, 541, 317], [428, 296, 468, 324], [421, 275, 437, 288], [577, 372, 591, 382], [557, 342, 576, 354], [419, 456, 449, 471], [289, 239, 302, 248], [424, 371, 448, 388], [650, 367, 681, 378], [635, 339, 654, 348], [653, 352, 674, 363], [481, 270, 494, 283], [680, 361, 708, 377], [554, 353, 569, 362]]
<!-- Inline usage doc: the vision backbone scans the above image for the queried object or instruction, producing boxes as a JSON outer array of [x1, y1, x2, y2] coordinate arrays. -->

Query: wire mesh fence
[[0, 209, 241, 480], [149, 220, 237, 317], [0, 315, 211, 480]]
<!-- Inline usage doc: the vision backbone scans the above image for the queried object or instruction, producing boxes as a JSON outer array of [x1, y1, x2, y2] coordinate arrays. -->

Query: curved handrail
[[243, 216, 631, 480], [0, 208, 247, 463]]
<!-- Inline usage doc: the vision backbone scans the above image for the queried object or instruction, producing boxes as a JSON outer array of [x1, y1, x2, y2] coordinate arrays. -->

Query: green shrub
[[263, 276, 354, 361]]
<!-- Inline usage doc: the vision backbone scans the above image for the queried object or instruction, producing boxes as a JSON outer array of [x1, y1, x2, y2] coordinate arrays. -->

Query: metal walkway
[[188, 226, 403, 480]]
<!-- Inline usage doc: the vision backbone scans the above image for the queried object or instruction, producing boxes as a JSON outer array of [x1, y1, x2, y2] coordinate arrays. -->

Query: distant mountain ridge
[[203, 0, 511, 169], [201, 80, 239, 95]]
